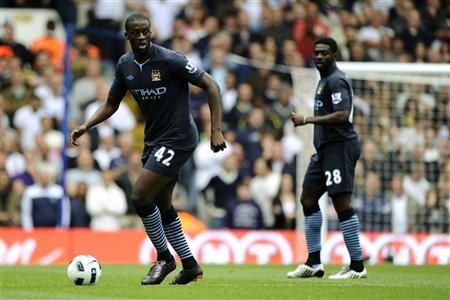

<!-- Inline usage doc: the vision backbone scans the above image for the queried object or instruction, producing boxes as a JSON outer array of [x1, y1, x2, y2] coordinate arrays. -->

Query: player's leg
[[131, 169, 176, 285], [324, 139, 366, 279], [155, 181, 203, 284], [329, 192, 366, 279], [287, 154, 326, 278]]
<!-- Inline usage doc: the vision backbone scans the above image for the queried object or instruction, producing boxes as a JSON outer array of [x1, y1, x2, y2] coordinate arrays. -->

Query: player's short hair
[[314, 37, 338, 54], [125, 13, 151, 32]]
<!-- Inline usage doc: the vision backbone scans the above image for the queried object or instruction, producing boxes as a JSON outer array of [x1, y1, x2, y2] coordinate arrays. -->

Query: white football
[[67, 255, 102, 285]]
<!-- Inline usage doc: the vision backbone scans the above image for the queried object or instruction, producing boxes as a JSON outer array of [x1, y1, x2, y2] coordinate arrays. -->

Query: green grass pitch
[[2, 264, 449, 299]]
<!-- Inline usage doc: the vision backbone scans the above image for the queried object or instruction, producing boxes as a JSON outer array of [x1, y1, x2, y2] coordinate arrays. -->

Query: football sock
[[161, 206, 197, 269], [303, 205, 322, 266], [338, 208, 364, 272], [135, 202, 172, 262]]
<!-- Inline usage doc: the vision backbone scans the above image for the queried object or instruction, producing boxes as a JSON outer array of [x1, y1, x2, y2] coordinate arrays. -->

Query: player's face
[[314, 44, 336, 71], [125, 19, 152, 54]]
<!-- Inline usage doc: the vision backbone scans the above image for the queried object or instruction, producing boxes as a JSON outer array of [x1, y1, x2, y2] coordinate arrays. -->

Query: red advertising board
[[0, 228, 448, 265]]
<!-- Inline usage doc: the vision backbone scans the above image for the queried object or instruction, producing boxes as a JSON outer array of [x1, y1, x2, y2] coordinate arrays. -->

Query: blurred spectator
[[68, 182, 90, 228], [205, 154, 242, 228], [86, 170, 127, 231], [249, 158, 281, 228], [358, 11, 394, 60], [34, 71, 64, 122], [113, 150, 141, 215], [0, 22, 32, 65], [225, 181, 264, 230], [419, 187, 449, 233], [400, 9, 433, 56], [84, 80, 136, 135], [2, 131, 26, 177], [293, 1, 329, 63], [13, 93, 46, 150], [403, 162, 431, 207], [3, 69, 34, 123], [354, 172, 390, 232], [93, 127, 120, 170], [221, 72, 238, 114], [388, 174, 419, 234], [194, 104, 233, 192], [70, 30, 101, 79], [30, 19, 65, 68], [109, 132, 135, 169], [145, 0, 186, 42], [267, 84, 296, 139], [66, 148, 101, 186], [272, 174, 296, 229], [224, 82, 254, 130], [0, 168, 13, 225], [236, 107, 267, 167], [21, 164, 69, 229]]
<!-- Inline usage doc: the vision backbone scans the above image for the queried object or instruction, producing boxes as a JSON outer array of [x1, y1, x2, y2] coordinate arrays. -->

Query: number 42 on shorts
[[154, 146, 175, 166]]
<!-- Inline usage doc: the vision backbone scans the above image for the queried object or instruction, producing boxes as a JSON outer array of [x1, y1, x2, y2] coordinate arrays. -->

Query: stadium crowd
[[0, 0, 448, 233]]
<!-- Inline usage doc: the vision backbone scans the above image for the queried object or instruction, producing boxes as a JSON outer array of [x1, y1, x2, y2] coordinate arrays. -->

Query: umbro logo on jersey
[[151, 69, 161, 81], [126, 75, 134, 81]]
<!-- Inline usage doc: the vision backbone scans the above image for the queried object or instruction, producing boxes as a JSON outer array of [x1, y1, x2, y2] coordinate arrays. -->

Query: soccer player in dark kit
[[70, 13, 226, 285], [288, 37, 367, 279]]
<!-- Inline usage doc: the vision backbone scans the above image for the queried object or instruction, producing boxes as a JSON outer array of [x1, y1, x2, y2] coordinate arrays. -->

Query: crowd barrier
[[1, 228, 448, 265]]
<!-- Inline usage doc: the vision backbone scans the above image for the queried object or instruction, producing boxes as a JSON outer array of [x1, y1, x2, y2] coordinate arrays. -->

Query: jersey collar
[[319, 63, 337, 78]]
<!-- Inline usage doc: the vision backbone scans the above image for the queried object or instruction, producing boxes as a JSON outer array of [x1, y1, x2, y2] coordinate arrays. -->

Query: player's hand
[[291, 112, 307, 127], [70, 124, 88, 146], [210, 130, 226, 153]]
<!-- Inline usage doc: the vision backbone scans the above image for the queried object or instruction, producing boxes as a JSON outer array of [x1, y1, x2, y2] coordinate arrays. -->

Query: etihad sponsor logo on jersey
[[132, 87, 167, 100], [331, 92, 342, 104], [151, 69, 161, 81], [314, 99, 323, 109]]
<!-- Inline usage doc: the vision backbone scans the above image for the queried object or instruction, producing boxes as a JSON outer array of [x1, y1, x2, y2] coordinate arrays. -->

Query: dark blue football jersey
[[313, 65, 357, 150], [109, 44, 205, 150]]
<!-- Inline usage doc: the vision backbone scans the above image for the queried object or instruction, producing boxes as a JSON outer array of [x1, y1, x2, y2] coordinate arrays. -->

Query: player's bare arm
[[291, 110, 350, 127], [194, 72, 227, 153], [70, 93, 122, 146]]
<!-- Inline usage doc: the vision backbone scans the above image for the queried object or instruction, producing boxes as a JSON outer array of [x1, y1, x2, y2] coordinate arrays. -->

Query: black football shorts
[[302, 139, 361, 195], [142, 144, 194, 179]]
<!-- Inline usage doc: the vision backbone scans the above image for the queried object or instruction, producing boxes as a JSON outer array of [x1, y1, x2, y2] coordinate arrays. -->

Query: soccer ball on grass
[[67, 255, 102, 285]]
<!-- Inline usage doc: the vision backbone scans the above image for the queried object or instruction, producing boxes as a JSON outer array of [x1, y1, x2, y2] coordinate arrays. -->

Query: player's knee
[[300, 196, 320, 216], [130, 190, 153, 208]]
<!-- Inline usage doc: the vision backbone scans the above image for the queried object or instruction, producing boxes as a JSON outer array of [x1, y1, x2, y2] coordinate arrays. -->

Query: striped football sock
[[304, 207, 322, 266], [140, 204, 172, 261], [338, 208, 364, 272], [161, 206, 197, 269]]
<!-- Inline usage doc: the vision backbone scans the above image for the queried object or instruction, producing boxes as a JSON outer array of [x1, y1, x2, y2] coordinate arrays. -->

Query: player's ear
[[124, 31, 128, 39]]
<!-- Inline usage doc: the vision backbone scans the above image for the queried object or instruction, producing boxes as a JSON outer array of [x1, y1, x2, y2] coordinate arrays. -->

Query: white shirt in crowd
[[13, 105, 46, 150], [403, 176, 430, 207], [391, 195, 408, 234], [85, 101, 136, 133], [194, 138, 233, 191], [86, 182, 127, 231]]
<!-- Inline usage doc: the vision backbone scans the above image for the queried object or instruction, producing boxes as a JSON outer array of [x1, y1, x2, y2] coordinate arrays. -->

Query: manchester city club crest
[[316, 83, 324, 95], [151, 69, 161, 81]]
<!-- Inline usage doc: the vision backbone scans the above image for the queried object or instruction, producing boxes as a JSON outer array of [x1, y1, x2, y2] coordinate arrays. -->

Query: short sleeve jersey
[[109, 44, 205, 151], [313, 65, 357, 150]]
